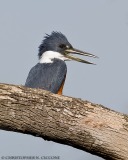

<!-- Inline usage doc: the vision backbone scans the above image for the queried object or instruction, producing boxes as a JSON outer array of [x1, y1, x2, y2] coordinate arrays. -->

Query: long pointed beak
[[65, 48, 98, 64]]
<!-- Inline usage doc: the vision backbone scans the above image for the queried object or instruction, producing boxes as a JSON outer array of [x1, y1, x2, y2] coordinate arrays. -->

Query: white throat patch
[[39, 51, 68, 63]]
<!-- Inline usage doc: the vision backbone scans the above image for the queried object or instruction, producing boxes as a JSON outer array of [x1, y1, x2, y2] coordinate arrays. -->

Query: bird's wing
[[25, 60, 67, 94]]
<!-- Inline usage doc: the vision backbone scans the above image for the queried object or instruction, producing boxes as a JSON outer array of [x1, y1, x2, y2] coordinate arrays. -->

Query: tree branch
[[0, 83, 128, 160]]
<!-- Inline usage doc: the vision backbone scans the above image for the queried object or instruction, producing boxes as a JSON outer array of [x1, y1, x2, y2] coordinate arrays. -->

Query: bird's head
[[38, 31, 97, 64]]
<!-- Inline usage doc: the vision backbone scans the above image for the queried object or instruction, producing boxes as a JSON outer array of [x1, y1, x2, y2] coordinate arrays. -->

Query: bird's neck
[[39, 51, 68, 63]]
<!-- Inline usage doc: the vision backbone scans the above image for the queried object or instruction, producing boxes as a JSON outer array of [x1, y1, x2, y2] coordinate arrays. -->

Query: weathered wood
[[0, 83, 127, 160]]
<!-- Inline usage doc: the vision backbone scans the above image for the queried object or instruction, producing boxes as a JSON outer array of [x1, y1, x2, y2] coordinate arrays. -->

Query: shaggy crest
[[38, 31, 71, 59]]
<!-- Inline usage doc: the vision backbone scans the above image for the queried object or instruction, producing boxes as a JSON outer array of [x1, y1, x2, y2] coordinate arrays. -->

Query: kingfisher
[[25, 31, 97, 95]]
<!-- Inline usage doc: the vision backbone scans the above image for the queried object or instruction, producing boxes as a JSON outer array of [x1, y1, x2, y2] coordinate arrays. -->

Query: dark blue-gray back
[[25, 59, 67, 93]]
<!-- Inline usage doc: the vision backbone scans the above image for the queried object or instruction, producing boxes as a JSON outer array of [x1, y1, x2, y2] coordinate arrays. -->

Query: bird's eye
[[59, 44, 66, 49]]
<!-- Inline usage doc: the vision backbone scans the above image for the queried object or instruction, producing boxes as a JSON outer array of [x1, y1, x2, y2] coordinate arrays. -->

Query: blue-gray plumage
[[25, 31, 97, 95], [38, 32, 72, 59], [25, 59, 67, 93]]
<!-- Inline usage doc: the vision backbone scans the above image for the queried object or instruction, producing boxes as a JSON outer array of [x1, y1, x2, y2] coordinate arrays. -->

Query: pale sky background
[[0, 0, 128, 160]]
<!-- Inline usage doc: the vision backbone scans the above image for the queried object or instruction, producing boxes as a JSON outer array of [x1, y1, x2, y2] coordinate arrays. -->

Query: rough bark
[[0, 83, 127, 160]]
